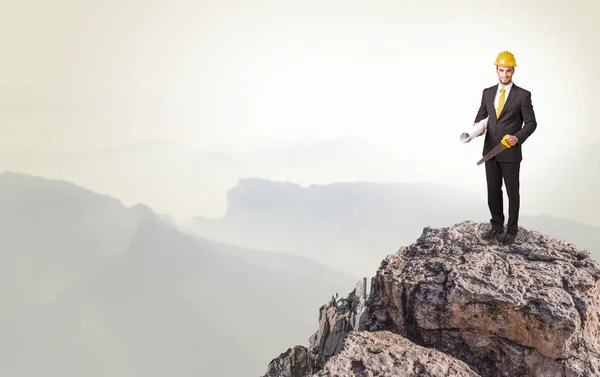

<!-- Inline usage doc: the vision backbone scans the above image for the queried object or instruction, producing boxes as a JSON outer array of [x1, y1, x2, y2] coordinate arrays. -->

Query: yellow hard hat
[[494, 51, 517, 67]]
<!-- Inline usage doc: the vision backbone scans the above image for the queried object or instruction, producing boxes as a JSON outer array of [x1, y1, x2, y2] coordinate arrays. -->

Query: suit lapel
[[487, 85, 497, 116], [498, 84, 518, 119]]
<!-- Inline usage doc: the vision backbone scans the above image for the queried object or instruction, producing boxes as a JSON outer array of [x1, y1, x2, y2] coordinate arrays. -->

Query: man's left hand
[[505, 135, 518, 146]]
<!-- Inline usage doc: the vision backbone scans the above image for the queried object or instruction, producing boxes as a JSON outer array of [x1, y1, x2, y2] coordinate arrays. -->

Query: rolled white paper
[[460, 117, 489, 143]]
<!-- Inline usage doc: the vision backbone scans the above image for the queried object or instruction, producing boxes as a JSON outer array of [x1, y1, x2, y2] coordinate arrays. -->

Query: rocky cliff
[[263, 221, 600, 377]]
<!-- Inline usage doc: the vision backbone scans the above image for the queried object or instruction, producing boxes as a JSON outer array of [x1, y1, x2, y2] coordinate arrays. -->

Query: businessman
[[473, 51, 537, 245]]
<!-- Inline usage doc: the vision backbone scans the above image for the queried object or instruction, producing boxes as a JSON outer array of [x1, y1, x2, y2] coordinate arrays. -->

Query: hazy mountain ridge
[[191, 236, 357, 288], [0, 171, 358, 377], [0, 170, 149, 323], [2, 170, 599, 376], [0, 136, 377, 222], [190, 178, 600, 276]]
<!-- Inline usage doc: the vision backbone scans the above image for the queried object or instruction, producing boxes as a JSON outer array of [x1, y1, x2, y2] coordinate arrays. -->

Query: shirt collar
[[498, 81, 513, 92]]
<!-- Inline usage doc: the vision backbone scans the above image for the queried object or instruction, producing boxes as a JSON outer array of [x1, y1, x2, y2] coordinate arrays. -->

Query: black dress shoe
[[501, 233, 517, 245], [482, 228, 504, 240]]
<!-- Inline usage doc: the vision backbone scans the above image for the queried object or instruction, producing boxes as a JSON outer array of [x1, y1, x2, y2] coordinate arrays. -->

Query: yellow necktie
[[496, 88, 506, 118]]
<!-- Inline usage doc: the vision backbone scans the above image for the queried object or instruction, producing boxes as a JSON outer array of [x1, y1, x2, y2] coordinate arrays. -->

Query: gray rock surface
[[263, 221, 600, 377], [372, 221, 600, 376], [314, 330, 480, 377], [263, 346, 310, 377], [308, 280, 370, 369], [263, 280, 370, 376]]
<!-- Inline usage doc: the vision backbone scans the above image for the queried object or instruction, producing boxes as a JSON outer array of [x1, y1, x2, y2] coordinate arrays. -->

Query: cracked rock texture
[[371, 221, 600, 376], [263, 221, 600, 377], [307, 282, 370, 370], [263, 346, 310, 377], [314, 330, 479, 377]]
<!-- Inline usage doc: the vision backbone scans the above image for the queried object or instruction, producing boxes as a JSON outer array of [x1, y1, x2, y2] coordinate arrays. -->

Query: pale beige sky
[[1, 0, 599, 225]]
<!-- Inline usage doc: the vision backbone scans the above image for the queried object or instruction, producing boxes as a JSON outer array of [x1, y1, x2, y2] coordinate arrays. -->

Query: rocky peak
[[263, 220, 600, 377], [128, 203, 156, 220]]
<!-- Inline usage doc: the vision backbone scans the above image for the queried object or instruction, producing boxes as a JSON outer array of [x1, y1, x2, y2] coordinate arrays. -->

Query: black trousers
[[485, 158, 520, 234]]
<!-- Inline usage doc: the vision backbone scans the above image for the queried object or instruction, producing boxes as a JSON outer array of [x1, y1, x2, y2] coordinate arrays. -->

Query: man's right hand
[[473, 122, 486, 136]]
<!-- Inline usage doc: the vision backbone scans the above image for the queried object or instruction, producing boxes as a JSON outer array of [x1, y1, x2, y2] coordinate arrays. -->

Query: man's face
[[496, 65, 514, 85]]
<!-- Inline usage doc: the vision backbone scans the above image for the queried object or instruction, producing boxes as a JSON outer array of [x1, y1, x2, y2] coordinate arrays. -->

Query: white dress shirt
[[476, 82, 518, 142]]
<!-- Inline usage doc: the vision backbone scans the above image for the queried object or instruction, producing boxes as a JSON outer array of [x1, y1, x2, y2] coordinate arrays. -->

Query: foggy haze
[[1, 0, 599, 225], [1, 0, 600, 376]]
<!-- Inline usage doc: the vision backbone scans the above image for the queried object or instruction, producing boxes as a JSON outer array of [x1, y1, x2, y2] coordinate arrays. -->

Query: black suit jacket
[[474, 83, 537, 162]]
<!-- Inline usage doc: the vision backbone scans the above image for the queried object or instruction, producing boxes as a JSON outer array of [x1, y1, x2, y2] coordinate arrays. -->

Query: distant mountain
[[188, 178, 491, 275], [0, 136, 377, 222], [0, 140, 242, 222], [190, 236, 354, 290], [0, 171, 357, 377], [0, 171, 148, 323], [521, 141, 600, 227], [188, 178, 600, 276]]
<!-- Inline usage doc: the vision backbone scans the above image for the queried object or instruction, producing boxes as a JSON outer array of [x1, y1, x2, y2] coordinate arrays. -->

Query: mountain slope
[[189, 178, 600, 276], [0, 171, 358, 377], [0, 171, 147, 322]]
